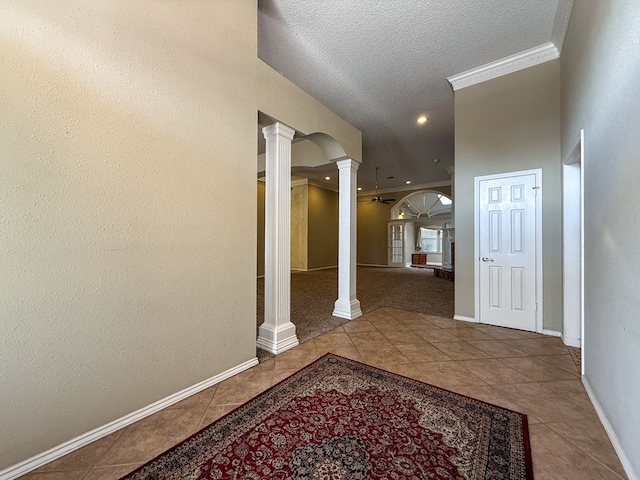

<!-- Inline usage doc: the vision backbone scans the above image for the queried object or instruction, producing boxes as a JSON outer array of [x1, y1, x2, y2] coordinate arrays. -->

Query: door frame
[[474, 168, 543, 332], [562, 129, 585, 373]]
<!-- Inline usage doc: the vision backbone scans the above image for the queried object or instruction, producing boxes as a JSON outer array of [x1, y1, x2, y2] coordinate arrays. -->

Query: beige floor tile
[[394, 343, 453, 362], [372, 322, 413, 333], [503, 338, 569, 356], [314, 332, 355, 349], [85, 464, 143, 480], [198, 404, 239, 430], [19, 470, 90, 480], [409, 361, 488, 389], [535, 354, 580, 375], [529, 424, 624, 480], [538, 379, 595, 410], [497, 356, 578, 382], [429, 341, 491, 360], [210, 371, 274, 405], [273, 346, 319, 372], [347, 330, 392, 347], [456, 358, 532, 385], [493, 382, 599, 424], [446, 385, 542, 424], [545, 419, 627, 478], [379, 329, 428, 345], [165, 385, 217, 414], [396, 317, 438, 329], [340, 319, 378, 333], [476, 325, 529, 340], [466, 340, 530, 358], [96, 409, 203, 466], [427, 317, 469, 329], [314, 345, 364, 362], [412, 328, 460, 343], [355, 345, 411, 368], [34, 431, 123, 472], [442, 327, 495, 341]]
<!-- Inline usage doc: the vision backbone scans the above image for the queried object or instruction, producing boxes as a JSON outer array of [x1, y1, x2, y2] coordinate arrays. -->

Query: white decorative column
[[257, 123, 299, 354], [333, 159, 363, 319]]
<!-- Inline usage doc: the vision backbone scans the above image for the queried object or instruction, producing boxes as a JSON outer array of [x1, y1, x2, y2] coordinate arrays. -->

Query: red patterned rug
[[121, 354, 533, 479]]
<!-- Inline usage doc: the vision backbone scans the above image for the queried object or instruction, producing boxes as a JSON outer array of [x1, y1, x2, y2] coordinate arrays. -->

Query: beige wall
[[0, 1, 361, 471], [454, 60, 562, 331], [307, 185, 339, 269], [561, 0, 640, 472], [291, 184, 309, 270], [357, 186, 451, 266], [257, 182, 266, 276]]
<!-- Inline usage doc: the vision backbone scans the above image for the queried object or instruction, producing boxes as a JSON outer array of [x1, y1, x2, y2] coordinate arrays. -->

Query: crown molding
[[447, 42, 559, 91], [552, 0, 574, 53]]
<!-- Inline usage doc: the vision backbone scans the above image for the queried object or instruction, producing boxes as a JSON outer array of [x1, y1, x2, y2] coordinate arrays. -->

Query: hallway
[[21, 308, 624, 480]]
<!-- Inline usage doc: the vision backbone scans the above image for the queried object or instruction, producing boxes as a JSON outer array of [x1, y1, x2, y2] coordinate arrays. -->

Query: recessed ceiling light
[[357, 187, 362, 191], [417, 116, 427, 125], [324, 176, 331, 180], [405, 180, 411, 184], [433, 158, 440, 163]]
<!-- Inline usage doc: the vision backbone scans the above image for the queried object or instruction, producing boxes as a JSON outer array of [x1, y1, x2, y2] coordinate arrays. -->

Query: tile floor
[[20, 308, 626, 480]]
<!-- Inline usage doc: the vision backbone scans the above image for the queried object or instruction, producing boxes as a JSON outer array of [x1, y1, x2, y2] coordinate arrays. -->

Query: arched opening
[[388, 190, 454, 269]]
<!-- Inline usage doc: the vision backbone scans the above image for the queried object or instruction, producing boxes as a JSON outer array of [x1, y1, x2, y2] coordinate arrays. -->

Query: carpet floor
[[257, 266, 454, 361], [120, 354, 532, 480]]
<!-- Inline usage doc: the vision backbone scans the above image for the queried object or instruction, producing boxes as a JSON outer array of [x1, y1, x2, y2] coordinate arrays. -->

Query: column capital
[[335, 158, 360, 170], [262, 122, 296, 141]]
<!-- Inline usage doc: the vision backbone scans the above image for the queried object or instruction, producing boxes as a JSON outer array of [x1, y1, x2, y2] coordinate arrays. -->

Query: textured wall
[[454, 60, 563, 332], [307, 185, 339, 270], [561, 0, 640, 473], [291, 184, 309, 270], [0, 0, 361, 471], [357, 186, 451, 266]]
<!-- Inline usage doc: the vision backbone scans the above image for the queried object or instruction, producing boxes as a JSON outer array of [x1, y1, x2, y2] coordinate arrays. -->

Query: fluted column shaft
[[333, 159, 363, 319], [257, 122, 299, 354]]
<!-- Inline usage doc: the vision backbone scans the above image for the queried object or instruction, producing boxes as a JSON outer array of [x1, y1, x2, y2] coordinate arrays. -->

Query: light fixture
[[433, 158, 440, 163], [405, 180, 411, 185], [417, 115, 427, 125], [357, 187, 362, 191], [324, 176, 331, 180]]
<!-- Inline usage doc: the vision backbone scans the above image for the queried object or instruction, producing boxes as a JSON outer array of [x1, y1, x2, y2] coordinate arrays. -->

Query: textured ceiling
[[258, 0, 561, 192]]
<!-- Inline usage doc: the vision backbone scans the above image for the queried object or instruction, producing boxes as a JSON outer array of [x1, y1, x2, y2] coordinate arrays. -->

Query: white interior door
[[388, 223, 404, 267], [477, 171, 539, 331]]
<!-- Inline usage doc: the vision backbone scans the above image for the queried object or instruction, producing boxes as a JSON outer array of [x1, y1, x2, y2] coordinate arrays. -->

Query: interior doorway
[[475, 169, 542, 332], [562, 129, 584, 373]]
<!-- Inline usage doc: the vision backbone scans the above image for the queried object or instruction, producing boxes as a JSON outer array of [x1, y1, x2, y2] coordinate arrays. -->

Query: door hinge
[[532, 186, 540, 196], [535, 302, 538, 312]]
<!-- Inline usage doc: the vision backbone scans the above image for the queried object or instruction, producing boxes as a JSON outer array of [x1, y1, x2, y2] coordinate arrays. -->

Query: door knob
[[482, 256, 494, 262]]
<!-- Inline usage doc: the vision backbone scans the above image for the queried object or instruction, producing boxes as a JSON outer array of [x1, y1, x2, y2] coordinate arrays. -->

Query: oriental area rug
[[121, 354, 533, 480]]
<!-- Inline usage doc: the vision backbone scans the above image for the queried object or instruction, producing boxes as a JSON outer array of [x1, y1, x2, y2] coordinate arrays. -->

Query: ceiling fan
[[359, 167, 396, 204]]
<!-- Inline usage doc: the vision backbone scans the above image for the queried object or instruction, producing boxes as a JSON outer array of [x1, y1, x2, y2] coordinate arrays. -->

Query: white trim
[[291, 265, 338, 273], [541, 329, 562, 338], [447, 42, 559, 91], [356, 263, 395, 268], [552, 0, 574, 53], [562, 334, 581, 348], [453, 315, 477, 323], [0, 357, 259, 480], [474, 169, 543, 333], [358, 180, 451, 197], [582, 378, 640, 480]]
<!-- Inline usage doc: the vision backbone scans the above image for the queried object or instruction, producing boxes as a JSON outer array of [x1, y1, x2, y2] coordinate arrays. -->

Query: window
[[420, 227, 442, 253]]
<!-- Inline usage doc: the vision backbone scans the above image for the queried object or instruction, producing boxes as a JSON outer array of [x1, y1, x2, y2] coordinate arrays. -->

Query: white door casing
[[475, 170, 542, 332], [388, 223, 404, 267]]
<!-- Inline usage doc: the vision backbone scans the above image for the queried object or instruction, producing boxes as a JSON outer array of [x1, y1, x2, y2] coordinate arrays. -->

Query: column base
[[332, 299, 363, 320], [256, 321, 299, 355]]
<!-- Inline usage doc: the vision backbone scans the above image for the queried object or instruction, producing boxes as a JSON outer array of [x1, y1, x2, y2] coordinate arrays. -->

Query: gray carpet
[[257, 266, 454, 361]]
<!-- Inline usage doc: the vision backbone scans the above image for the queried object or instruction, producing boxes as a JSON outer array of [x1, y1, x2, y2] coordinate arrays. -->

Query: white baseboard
[[453, 315, 477, 323], [291, 265, 338, 272], [0, 357, 259, 480], [582, 377, 639, 480], [357, 263, 394, 268], [541, 329, 562, 337], [562, 334, 581, 347]]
